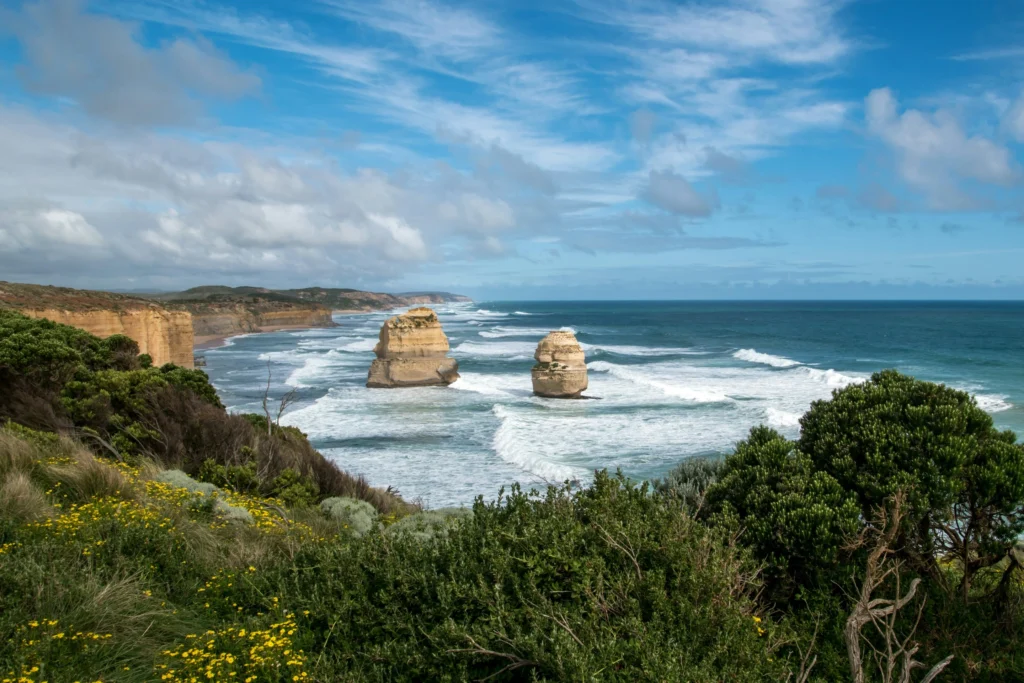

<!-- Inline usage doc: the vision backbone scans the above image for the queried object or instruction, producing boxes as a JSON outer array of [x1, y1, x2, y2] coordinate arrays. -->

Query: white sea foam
[[514, 311, 533, 316], [733, 348, 802, 368], [479, 326, 575, 339], [479, 326, 553, 339], [765, 407, 802, 429], [491, 405, 586, 482], [976, 394, 1013, 413], [588, 361, 734, 403], [800, 366, 863, 388], [450, 374, 516, 397], [338, 338, 376, 352], [454, 340, 537, 357], [585, 344, 704, 357]]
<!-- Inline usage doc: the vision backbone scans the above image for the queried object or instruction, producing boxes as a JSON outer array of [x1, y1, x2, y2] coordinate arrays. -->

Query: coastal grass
[[0, 426, 789, 683]]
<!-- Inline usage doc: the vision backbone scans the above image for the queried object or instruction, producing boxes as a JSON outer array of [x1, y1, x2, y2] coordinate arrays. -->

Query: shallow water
[[201, 301, 1024, 507]]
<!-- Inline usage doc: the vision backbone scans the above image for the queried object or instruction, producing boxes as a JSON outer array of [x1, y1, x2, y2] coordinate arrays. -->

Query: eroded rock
[[366, 307, 460, 388], [532, 330, 588, 398]]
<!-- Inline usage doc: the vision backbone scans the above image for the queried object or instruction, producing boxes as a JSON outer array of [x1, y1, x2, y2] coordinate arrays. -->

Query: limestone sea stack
[[531, 330, 588, 398], [366, 307, 460, 388]]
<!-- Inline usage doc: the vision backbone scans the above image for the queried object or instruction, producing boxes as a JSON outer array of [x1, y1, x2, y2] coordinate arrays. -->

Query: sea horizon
[[201, 300, 1024, 508]]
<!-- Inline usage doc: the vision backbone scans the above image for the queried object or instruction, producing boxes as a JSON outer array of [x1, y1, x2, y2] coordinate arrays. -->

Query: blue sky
[[0, 0, 1022, 299]]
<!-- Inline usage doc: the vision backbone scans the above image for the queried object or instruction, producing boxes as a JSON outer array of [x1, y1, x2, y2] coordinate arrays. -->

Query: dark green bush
[[654, 455, 723, 513], [799, 370, 1024, 593], [256, 473, 788, 682], [704, 426, 861, 592]]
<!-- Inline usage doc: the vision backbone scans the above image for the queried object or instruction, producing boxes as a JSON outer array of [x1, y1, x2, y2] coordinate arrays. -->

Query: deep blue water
[[201, 301, 1024, 507]]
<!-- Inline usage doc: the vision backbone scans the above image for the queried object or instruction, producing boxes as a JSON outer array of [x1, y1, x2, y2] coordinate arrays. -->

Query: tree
[[703, 426, 862, 591], [798, 370, 1024, 597]]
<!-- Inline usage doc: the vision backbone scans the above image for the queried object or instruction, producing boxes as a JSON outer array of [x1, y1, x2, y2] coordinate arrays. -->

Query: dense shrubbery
[[0, 310, 408, 514], [659, 370, 1024, 680], [2, 308, 1023, 681]]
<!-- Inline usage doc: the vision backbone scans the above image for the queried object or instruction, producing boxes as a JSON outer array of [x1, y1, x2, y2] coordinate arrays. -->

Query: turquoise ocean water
[[201, 301, 1024, 507]]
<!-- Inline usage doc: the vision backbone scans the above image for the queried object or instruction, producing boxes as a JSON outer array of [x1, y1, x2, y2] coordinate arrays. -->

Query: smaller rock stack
[[531, 330, 588, 398], [366, 307, 460, 388]]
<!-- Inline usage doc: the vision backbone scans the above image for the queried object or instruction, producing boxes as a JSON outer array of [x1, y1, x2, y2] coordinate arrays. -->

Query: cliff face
[[21, 309, 194, 368], [367, 307, 459, 388], [0, 281, 196, 368], [180, 305, 331, 342], [184, 304, 335, 341], [532, 331, 588, 398]]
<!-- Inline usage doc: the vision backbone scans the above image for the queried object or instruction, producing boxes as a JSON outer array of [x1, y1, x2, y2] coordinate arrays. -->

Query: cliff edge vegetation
[[0, 282, 194, 368], [1, 309, 1023, 681]]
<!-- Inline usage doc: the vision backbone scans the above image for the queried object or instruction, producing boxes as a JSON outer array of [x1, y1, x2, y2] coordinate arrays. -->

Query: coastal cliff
[[175, 302, 336, 344], [0, 282, 195, 368], [367, 307, 459, 387]]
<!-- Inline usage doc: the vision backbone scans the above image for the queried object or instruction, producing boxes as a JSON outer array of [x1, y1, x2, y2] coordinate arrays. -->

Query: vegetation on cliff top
[[0, 282, 161, 313], [1, 309, 1022, 681]]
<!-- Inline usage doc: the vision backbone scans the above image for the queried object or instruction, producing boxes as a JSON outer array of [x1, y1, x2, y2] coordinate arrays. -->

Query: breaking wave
[[733, 348, 802, 368]]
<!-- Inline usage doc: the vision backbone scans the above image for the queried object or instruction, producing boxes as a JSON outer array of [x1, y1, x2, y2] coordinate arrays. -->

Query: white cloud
[[865, 87, 1019, 210], [1004, 92, 1024, 143], [644, 170, 718, 217], [12, 0, 260, 125], [0, 207, 105, 250]]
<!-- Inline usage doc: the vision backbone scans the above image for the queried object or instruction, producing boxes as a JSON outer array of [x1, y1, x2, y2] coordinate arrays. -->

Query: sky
[[0, 0, 1023, 300]]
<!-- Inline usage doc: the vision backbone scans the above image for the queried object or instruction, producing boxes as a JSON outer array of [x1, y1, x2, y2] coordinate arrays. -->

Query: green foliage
[[654, 455, 723, 513], [269, 468, 319, 508], [0, 311, 403, 514], [275, 473, 785, 681], [197, 458, 259, 494], [320, 496, 377, 536], [799, 370, 1024, 587], [385, 507, 472, 542], [704, 426, 861, 589]]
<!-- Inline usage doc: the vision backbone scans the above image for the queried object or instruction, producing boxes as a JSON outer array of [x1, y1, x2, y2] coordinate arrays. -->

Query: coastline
[[194, 322, 339, 351]]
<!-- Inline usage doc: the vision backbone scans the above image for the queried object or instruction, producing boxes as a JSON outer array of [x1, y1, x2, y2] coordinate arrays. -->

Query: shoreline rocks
[[367, 307, 460, 388], [532, 330, 588, 398]]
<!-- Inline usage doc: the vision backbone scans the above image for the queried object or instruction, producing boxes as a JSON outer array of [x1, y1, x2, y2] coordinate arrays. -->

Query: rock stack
[[531, 330, 588, 398], [366, 307, 460, 388]]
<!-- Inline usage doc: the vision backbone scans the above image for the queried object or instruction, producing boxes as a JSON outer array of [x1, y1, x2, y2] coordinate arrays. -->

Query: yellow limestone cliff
[[531, 330, 588, 398], [22, 308, 195, 368], [366, 307, 459, 388], [0, 281, 196, 369]]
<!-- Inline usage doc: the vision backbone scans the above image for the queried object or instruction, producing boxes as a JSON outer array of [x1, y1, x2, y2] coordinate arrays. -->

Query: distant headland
[[0, 281, 471, 366]]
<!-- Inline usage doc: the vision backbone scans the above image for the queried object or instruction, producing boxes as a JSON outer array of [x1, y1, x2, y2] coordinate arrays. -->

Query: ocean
[[201, 301, 1024, 508]]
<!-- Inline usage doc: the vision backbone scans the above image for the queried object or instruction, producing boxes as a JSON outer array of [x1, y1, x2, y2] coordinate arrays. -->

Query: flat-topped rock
[[366, 307, 459, 388], [532, 330, 588, 398]]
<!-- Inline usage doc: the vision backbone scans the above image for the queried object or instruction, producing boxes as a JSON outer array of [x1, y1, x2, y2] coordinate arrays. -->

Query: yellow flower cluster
[[156, 613, 310, 682], [27, 497, 166, 539], [0, 541, 19, 555], [3, 619, 113, 683]]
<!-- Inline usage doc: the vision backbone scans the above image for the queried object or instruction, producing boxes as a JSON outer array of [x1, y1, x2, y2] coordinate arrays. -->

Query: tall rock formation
[[366, 307, 460, 388], [532, 331, 588, 398]]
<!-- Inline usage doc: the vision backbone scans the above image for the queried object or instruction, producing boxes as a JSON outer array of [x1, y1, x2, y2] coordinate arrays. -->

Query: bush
[[385, 507, 472, 542], [798, 370, 1024, 593], [654, 455, 723, 513], [320, 497, 377, 537], [0, 311, 410, 516], [704, 426, 861, 593]]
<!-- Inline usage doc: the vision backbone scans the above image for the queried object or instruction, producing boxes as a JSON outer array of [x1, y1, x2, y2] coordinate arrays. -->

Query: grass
[[0, 425, 789, 683]]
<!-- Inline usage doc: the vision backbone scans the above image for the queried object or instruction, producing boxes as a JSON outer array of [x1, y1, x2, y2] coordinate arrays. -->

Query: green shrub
[[798, 370, 1024, 594], [385, 507, 472, 542], [320, 497, 377, 537], [704, 426, 861, 592], [654, 455, 723, 512]]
